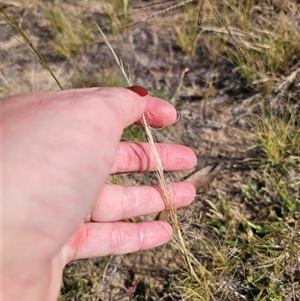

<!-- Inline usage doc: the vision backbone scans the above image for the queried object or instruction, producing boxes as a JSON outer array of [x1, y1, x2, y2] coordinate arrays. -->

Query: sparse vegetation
[[172, 4, 199, 56], [1, 0, 299, 300], [44, 5, 95, 60], [198, 0, 300, 92]]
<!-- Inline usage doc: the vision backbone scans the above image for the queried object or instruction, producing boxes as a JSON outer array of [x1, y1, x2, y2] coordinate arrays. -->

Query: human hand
[[2, 87, 196, 301]]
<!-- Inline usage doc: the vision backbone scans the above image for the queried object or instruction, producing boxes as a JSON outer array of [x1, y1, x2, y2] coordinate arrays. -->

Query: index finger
[[64, 87, 178, 128], [126, 86, 178, 127], [141, 94, 179, 127]]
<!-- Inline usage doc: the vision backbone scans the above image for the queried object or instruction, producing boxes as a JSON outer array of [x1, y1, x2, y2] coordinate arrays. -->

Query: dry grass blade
[[94, 21, 131, 85]]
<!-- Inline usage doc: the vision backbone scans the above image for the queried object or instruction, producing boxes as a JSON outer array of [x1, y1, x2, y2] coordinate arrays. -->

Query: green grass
[[44, 5, 95, 61], [101, 0, 131, 35], [248, 102, 300, 220], [197, 0, 300, 92], [59, 258, 109, 301], [172, 4, 199, 56], [0, 6, 63, 90], [175, 93, 299, 299], [159, 1, 299, 299]]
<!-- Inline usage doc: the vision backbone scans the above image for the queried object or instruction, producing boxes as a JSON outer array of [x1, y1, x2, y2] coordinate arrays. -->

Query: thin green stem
[[0, 7, 63, 90]]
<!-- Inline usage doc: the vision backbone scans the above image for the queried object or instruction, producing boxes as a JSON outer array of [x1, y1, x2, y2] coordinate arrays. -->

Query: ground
[[1, 1, 299, 300]]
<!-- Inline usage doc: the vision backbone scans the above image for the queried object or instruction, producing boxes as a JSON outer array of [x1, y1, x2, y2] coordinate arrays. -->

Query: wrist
[[2, 256, 62, 301]]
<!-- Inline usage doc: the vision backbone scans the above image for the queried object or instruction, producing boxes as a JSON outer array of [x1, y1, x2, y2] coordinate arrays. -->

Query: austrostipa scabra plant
[[94, 20, 203, 285]]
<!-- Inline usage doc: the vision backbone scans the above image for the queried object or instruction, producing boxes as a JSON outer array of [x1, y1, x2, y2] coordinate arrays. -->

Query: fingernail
[[174, 110, 181, 124], [126, 86, 148, 97]]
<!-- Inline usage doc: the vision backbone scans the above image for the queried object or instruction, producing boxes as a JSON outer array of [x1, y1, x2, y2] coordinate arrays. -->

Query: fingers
[[54, 87, 178, 128], [3, 87, 177, 130], [92, 87, 147, 129], [91, 181, 195, 222], [126, 86, 178, 127], [64, 181, 195, 261], [136, 94, 178, 127], [70, 87, 178, 127], [67, 221, 172, 260], [111, 142, 197, 173]]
